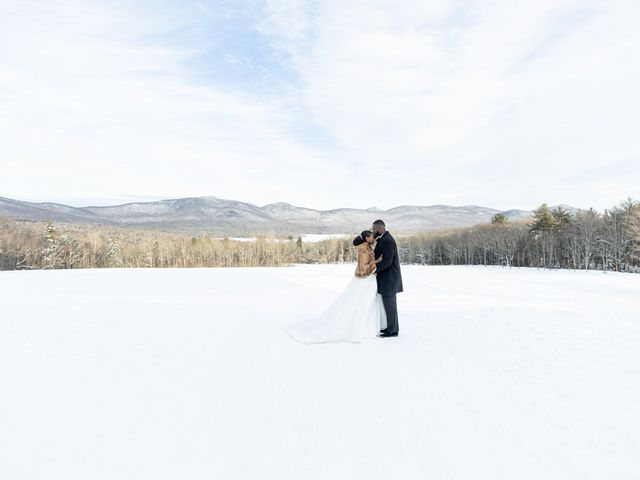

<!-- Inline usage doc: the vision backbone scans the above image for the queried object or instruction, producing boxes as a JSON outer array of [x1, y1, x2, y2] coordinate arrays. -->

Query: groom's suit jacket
[[374, 231, 403, 296]]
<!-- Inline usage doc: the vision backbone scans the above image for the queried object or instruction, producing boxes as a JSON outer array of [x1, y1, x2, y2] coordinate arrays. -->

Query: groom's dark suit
[[374, 231, 403, 334]]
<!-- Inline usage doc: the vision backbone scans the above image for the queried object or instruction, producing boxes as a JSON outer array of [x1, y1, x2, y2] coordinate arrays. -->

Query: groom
[[372, 219, 403, 338]]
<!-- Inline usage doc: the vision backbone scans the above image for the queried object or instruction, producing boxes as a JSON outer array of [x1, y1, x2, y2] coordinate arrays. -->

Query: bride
[[285, 230, 387, 344]]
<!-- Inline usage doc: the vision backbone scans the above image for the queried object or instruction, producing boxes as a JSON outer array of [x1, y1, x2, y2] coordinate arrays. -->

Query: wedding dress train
[[285, 274, 387, 344]]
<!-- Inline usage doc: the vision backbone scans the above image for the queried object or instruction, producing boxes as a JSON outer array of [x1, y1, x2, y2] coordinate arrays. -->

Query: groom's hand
[[375, 254, 383, 264]]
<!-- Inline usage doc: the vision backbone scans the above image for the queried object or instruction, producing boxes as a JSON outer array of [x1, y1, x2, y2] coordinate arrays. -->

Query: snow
[[1, 265, 638, 479], [213, 234, 349, 243], [299, 233, 349, 242]]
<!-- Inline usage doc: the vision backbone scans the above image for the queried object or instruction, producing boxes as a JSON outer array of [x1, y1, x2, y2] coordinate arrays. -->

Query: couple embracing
[[286, 220, 403, 344]]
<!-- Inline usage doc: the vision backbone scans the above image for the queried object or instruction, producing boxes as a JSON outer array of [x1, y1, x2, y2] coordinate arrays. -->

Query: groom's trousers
[[382, 294, 399, 334]]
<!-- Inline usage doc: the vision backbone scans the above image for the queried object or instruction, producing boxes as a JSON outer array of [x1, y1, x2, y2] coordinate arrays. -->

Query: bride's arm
[[355, 248, 376, 277], [365, 249, 377, 275], [368, 249, 377, 274]]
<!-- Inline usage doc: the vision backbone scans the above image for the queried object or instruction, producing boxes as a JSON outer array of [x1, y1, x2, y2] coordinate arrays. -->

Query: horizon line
[[0, 193, 587, 214]]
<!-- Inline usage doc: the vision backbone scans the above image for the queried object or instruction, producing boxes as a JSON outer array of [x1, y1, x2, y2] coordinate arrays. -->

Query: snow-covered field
[[1, 265, 638, 479]]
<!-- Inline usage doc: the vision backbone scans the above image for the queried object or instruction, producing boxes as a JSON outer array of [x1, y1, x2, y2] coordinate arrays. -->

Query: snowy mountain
[[0, 195, 554, 235]]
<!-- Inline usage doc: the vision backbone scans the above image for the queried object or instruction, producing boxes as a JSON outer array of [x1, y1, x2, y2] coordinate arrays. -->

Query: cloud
[[1, 0, 639, 210], [0, 0, 339, 205], [259, 0, 640, 208]]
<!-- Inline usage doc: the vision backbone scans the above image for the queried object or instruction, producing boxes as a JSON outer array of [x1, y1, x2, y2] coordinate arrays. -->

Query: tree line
[[400, 199, 640, 272], [1, 198, 638, 272], [0, 220, 351, 270]]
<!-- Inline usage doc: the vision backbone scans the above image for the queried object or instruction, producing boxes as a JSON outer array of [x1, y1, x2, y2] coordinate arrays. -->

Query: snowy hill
[[1, 265, 638, 479], [0, 195, 542, 235]]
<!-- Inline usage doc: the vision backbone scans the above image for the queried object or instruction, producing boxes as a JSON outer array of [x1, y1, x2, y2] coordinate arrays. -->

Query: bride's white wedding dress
[[285, 244, 387, 344]]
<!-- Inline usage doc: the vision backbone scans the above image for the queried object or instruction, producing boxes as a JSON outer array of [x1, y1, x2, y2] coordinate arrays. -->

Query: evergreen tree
[[43, 222, 62, 269], [551, 207, 572, 230], [530, 204, 554, 233], [491, 213, 507, 224], [529, 204, 557, 267]]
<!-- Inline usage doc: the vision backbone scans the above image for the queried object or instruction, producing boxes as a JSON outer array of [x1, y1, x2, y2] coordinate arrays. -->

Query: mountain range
[[0, 195, 566, 235]]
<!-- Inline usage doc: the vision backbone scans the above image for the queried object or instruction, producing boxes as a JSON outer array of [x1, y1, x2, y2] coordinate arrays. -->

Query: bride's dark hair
[[353, 230, 373, 246]]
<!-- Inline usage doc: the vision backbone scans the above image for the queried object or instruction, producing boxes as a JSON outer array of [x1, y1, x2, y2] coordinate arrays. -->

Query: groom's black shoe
[[379, 331, 398, 338]]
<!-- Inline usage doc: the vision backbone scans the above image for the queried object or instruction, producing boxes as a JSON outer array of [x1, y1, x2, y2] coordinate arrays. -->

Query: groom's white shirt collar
[[377, 231, 386, 240]]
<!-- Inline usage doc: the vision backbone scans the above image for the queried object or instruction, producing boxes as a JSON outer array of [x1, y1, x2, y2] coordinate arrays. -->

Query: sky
[[1, 0, 639, 211]]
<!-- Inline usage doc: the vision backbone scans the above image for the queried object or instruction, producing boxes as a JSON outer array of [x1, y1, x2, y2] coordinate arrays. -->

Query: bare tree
[[574, 208, 600, 270]]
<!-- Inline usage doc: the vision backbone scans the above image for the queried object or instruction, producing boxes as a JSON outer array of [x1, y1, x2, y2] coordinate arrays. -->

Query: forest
[[1, 199, 638, 273]]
